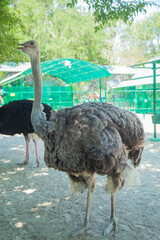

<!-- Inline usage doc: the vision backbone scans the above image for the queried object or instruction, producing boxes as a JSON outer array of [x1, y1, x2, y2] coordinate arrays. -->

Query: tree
[[67, 0, 154, 29], [114, 11, 160, 65], [0, 0, 22, 63], [15, 0, 111, 64]]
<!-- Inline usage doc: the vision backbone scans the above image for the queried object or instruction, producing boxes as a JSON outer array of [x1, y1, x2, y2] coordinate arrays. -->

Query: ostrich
[[18, 40, 145, 236], [0, 100, 52, 167]]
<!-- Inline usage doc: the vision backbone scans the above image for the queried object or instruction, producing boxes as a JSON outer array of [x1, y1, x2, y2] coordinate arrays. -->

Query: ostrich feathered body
[[43, 102, 145, 177], [0, 100, 52, 136]]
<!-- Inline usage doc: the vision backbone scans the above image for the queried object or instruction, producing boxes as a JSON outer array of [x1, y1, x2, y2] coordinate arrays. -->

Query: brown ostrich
[[18, 40, 145, 236]]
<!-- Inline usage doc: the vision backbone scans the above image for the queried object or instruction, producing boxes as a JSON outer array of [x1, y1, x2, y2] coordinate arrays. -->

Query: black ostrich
[[0, 99, 52, 166], [19, 40, 145, 236]]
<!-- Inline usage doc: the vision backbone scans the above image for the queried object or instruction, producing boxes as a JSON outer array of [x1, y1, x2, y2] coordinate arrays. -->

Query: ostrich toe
[[68, 222, 91, 237], [17, 160, 28, 166], [103, 217, 118, 235]]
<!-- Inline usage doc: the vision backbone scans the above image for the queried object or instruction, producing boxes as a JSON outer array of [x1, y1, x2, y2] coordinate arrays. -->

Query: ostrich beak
[[17, 43, 26, 50]]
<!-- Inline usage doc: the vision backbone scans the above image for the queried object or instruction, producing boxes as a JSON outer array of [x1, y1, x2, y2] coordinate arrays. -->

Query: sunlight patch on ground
[[15, 185, 24, 190], [151, 168, 160, 172], [55, 197, 71, 203], [15, 168, 24, 171], [13, 185, 24, 192], [31, 207, 39, 212], [139, 163, 152, 169], [15, 134, 24, 138], [65, 196, 71, 200], [33, 172, 49, 176], [2, 178, 9, 181], [149, 149, 160, 153], [41, 168, 49, 172], [145, 164, 152, 167], [15, 222, 25, 228], [23, 188, 36, 194], [37, 202, 53, 207], [0, 134, 10, 139], [96, 179, 106, 186], [7, 171, 16, 175], [1, 159, 11, 164], [140, 163, 160, 173], [11, 147, 23, 151]]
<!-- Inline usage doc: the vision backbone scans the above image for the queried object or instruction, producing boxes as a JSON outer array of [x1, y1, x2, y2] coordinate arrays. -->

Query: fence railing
[[1, 87, 160, 114]]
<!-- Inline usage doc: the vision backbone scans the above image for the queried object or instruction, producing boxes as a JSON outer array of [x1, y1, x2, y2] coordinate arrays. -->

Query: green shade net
[[19, 58, 111, 84]]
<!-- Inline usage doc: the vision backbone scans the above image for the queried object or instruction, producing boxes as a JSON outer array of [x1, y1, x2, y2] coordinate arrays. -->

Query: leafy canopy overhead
[[0, 0, 21, 63], [67, 0, 155, 29], [15, 0, 110, 64], [115, 11, 160, 65]]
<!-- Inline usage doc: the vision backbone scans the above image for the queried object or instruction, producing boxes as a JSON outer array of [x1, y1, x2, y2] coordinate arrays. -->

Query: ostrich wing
[[43, 104, 130, 175]]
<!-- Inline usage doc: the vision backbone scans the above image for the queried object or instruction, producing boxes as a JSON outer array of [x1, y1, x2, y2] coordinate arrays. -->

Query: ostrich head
[[18, 40, 39, 59]]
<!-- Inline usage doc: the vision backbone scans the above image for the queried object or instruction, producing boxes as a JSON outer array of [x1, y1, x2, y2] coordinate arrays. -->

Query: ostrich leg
[[32, 137, 40, 167], [103, 193, 118, 235], [84, 175, 95, 226], [17, 134, 30, 165], [69, 175, 95, 237]]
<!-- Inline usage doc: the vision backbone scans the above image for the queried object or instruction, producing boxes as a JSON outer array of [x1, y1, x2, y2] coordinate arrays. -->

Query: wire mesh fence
[[2, 86, 160, 114]]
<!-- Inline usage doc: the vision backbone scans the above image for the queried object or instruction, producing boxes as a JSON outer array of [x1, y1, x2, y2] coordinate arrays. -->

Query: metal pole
[[153, 63, 157, 138], [104, 86, 107, 102], [99, 78, 102, 102]]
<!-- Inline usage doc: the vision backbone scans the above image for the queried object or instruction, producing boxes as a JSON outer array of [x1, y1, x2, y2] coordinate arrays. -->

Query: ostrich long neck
[[30, 50, 48, 139], [30, 48, 56, 139], [30, 52, 42, 113]]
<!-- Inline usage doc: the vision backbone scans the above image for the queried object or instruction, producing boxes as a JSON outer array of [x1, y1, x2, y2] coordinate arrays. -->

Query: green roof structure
[[0, 58, 111, 86]]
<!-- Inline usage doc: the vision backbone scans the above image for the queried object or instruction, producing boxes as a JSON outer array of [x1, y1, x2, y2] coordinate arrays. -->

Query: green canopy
[[16, 58, 111, 84]]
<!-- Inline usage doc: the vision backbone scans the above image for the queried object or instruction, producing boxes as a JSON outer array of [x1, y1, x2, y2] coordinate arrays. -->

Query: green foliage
[[1, 0, 159, 68], [0, 0, 23, 63], [15, 0, 109, 64], [67, 0, 152, 28], [116, 11, 160, 65]]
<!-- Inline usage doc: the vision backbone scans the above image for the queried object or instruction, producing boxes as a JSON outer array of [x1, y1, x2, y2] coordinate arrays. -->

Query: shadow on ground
[[0, 133, 160, 240]]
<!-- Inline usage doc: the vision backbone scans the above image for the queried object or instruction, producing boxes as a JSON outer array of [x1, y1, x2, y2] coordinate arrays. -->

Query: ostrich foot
[[103, 217, 118, 236], [32, 161, 40, 168], [68, 223, 91, 237], [17, 160, 28, 166]]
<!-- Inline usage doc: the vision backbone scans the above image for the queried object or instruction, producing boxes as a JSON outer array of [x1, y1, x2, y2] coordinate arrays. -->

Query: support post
[[99, 78, 102, 102], [104, 86, 107, 102], [153, 63, 157, 139], [150, 63, 160, 141]]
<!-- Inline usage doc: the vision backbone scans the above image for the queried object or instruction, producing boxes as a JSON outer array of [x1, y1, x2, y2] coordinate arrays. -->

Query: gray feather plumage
[[42, 102, 145, 176]]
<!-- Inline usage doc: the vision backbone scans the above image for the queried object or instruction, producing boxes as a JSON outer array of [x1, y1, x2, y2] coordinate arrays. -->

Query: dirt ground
[[0, 114, 160, 240]]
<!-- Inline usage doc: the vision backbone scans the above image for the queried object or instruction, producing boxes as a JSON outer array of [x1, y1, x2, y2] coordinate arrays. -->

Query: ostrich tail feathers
[[106, 165, 140, 194], [69, 176, 87, 196], [121, 165, 141, 186], [69, 181, 87, 196]]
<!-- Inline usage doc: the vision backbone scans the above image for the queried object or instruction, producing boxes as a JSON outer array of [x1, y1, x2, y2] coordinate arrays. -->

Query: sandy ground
[[0, 114, 160, 240]]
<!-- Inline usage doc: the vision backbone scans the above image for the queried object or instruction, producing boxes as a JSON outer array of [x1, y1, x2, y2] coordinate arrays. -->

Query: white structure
[[0, 62, 30, 73]]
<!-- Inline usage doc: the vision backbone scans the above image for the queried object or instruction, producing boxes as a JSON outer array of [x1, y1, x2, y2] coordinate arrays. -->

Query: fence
[[107, 88, 160, 114], [2, 86, 73, 110], [72, 87, 160, 115], [2, 86, 160, 115]]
